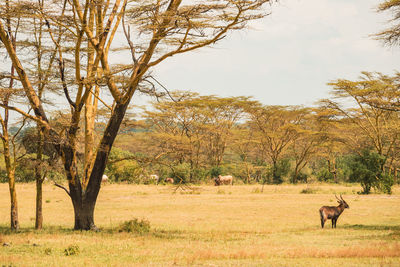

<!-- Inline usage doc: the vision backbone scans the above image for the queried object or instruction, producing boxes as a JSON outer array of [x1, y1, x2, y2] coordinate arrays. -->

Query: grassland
[[0, 183, 399, 266]]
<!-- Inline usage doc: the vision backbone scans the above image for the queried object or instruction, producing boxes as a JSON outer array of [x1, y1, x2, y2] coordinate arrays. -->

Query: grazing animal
[[102, 174, 109, 183], [214, 175, 233, 186], [165, 177, 174, 184], [149, 174, 159, 184], [319, 194, 349, 228]]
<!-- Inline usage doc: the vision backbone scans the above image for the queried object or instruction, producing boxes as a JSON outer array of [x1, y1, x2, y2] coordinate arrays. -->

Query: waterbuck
[[319, 195, 349, 228]]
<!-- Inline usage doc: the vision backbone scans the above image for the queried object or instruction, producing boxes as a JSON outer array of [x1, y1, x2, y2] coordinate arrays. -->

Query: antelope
[[319, 195, 349, 228]]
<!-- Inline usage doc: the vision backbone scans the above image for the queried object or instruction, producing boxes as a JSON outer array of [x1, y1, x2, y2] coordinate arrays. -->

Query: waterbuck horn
[[340, 194, 344, 201]]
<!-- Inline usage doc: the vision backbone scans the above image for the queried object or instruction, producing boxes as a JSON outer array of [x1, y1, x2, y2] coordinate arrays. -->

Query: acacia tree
[[144, 93, 250, 181], [0, 0, 275, 230], [288, 108, 322, 183], [325, 72, 400, 162], [0, 0, 26, 231], [248, 105, 305, 184], [323, 72, 400, 192]]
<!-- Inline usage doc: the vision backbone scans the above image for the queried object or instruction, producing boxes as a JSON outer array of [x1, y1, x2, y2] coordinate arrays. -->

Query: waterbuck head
[[335, 194, 349, 209]]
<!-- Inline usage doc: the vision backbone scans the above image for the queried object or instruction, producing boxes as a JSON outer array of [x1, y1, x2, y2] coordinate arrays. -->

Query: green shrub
[[291, 171, 308, 183], [272, 158, 290, 184], [348, 150, 393, 194], [170, 163, 191, 184], [316, 168, 334, 182], [64, 245, 80, 256], [118, 218, 150, 234]]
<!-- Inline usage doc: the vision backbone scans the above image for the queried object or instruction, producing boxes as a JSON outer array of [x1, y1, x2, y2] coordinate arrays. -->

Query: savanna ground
[[0, 183, 399, 266]]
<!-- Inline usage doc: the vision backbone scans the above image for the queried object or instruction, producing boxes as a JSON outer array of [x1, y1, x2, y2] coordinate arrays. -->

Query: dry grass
[[0, 183, 399, 266]]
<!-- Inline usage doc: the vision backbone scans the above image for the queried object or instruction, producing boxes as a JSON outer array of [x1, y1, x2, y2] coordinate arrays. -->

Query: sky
[[147, 0, 400, 107]]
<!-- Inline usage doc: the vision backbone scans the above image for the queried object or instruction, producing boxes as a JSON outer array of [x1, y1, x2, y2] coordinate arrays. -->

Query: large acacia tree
[[0, 0, 275, 230]]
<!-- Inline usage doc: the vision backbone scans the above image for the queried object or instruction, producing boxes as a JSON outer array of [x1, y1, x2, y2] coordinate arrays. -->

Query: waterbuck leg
[[319, 210, 325, 228]]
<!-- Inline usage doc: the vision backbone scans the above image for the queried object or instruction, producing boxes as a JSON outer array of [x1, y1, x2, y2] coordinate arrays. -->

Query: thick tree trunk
[[72, 198, 96, 230], [68, 101, 130, 230]]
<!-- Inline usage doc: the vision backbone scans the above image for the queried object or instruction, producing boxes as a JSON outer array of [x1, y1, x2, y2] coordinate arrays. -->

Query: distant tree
[[288, 108, 322, 183], [144, 93, 251, 182], [230, 125, 258, 183], [322, 72, 400, 192], [247, 105, 306, 184]]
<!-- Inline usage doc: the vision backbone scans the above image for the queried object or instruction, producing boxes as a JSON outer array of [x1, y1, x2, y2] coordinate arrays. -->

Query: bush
[[170, 163, 191, 184], [291, 171, 308, 183], [348, 150, 393, 194], [272, 158, 290, 184], [64, 245, 80, 256], [316, 168, 334, 182], [107, 148, 143, 183], [376, 173, 394, 194], [209, 166, 222, 178], [118, 218, 150, 234]]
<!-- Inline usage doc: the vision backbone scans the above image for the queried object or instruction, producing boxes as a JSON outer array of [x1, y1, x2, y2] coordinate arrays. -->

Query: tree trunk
[[9, 170, 19, 230], [72, 197, 96, 230], [3, 135, 19, 230], [35, 127, 44, 229], [35, 177, 43, 229], [68, 101, 130, 230]]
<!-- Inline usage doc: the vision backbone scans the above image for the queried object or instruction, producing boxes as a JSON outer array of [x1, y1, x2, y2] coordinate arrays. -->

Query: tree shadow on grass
[[0, 225, 77, 235], [342, 224, 400, 231]]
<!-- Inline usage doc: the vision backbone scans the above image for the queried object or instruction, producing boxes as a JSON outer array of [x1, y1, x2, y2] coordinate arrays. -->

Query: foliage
[[169, 163, 191, 184], [291, 171, 308, 183], [348, 150, 393, 194], [209, 166, 222, 178], [118, 218, 150, 234], [107, 148, 143, 183], [316, 168, 334, 182], [273, 158, 291, 184], [64, 245, 80, 256]]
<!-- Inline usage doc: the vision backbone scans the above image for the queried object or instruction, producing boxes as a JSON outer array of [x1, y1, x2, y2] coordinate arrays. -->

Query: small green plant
[[44, 248, 52, 255], [64, 244, 80, 256], [118, 218, 150, 234]]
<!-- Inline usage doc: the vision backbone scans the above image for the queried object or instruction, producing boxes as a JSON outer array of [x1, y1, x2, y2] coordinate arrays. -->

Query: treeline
[[104, 74, 400, 195], [7, 72, 399, 195]]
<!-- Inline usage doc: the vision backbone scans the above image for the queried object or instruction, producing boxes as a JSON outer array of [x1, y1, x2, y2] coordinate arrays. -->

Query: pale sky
[[149, 0, 400, 107]]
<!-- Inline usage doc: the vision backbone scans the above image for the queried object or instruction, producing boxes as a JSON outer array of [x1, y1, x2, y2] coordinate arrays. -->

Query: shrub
[[316, 168, 334, 182], [64, 245, 80, 256], [209, 166, 222, 178], [291, 171, 308, 183], [170, 163, 191, 184], [272, 158, 290, 184], [118, 218, 150, 234], [348, 150, 393, 194]]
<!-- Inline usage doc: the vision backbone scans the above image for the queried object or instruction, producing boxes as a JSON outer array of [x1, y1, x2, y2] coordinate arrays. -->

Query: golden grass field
[[0, 183, 399, 266]]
